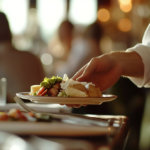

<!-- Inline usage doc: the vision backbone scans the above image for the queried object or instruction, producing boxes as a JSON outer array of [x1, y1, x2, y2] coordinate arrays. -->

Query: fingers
[[77, 58, 99, 81], [72, 65, 87, 80], [72, 58, 99, 82]]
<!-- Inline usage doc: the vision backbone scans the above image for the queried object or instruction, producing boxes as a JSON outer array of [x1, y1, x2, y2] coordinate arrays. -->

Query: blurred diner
[[58, 20, 75, 61], [0, 12, 45, 103], [55, 21, 104, 78]]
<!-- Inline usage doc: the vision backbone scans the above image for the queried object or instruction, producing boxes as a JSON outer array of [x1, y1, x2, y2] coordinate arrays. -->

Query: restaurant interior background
[[0, 0, 150, 150]]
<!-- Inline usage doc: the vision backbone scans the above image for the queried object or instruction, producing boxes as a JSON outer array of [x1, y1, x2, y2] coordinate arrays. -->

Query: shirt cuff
[[126, 44, 150, 88]]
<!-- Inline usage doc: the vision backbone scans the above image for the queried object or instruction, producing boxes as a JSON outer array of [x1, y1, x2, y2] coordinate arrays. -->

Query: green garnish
[[62, 91, 68, 97], [40, 76, 62, 89], [58, 91, 72, 97]]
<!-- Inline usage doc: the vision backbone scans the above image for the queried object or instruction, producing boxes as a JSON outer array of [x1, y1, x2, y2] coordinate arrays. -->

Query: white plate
[[16, 92, 117, 104], [0, 121, 116, 136]]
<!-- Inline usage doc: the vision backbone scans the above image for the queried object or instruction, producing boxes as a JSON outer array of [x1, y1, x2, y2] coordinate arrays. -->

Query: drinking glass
[[0, 78, 7, 105]]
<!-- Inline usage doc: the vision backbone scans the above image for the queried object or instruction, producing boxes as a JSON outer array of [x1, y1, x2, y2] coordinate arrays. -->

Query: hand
[[65, 51, 143, 108], [65, 52, 122, 108], [65, 53, 122, 108], [72, 53, 123, 92]]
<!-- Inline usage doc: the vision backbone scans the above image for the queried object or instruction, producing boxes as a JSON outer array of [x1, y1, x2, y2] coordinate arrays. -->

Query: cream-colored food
[[59, 74, 102, 97], [29, 74, 102, 97], [65, 84, 89, 97], [86, 84, 102, 97], [30, 85, 41, 95], [61, 77, 94, 90]]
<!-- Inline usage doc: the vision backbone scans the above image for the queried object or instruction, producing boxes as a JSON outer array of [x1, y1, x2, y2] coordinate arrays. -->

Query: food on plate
[[0, 109, 28, 121], [30, 76, 62, 96], [64, 83, 89, 97], [86, 84, 102, 97], [30, 85, 41, 95], [30, 74, 102, 97], [0, 109, 52, 122]]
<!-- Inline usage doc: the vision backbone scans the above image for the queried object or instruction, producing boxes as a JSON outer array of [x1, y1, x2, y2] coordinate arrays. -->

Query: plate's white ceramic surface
[[16, 92, 117, 104], [0, 121, 116, 136]]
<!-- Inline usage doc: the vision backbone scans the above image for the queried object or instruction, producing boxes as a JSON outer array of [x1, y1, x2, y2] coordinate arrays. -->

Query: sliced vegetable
[[39, 89, 48, 96], [37, 87, 45, 96]]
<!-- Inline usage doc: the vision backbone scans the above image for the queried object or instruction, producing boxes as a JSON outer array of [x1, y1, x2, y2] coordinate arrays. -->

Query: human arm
[[64, 50, 143, 108], [125, 23, 150, 87], [66, 24, 150, 108], [72, 23, 150, 89], [72, 51, 144, 92], [126, 44, 150, 87]]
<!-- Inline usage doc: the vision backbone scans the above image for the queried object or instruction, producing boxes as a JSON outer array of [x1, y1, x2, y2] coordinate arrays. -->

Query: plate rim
[[16, 92, 117, 99], [16, 92, 117, 104]]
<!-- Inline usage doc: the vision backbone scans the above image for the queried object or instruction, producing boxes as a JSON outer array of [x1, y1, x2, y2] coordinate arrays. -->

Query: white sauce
[[60, 74, 95, 90]]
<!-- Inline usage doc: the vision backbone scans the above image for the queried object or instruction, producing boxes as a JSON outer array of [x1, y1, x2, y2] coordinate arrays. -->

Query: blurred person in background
[[58, 20, 75, 61], [48, 20, 75, 77], [55, 21, 104, 78], [0, 12, 45, 103]]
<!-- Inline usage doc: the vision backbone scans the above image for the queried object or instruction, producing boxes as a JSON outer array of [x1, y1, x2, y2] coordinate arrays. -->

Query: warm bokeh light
[[120, 3, 132, 12], [118, 0, 132, 5], [118, 18, 132, 32], [97, 9, 110, 22], [41, 53, 53, 65], [69, 0, 97, 25], [0, 0, 28, 35], [37, 0, 67, 42]]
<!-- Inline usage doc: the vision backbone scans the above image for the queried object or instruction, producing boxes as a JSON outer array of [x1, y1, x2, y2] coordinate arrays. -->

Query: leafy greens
[[40, 76, 62, 89]]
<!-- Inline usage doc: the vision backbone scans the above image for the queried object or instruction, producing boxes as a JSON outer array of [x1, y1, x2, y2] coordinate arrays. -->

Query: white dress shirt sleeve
[[126, 24, 150, 87]]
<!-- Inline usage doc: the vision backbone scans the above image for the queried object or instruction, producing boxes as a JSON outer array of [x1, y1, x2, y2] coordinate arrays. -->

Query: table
[[0, 104, 130, 150], [21, 114, 130, 150]]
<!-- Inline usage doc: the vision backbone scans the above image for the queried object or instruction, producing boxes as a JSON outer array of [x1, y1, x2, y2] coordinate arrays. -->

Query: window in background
[[0, 0, 28, 35], [68, 0, 97, 25], [37, 0, 67, 42]]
